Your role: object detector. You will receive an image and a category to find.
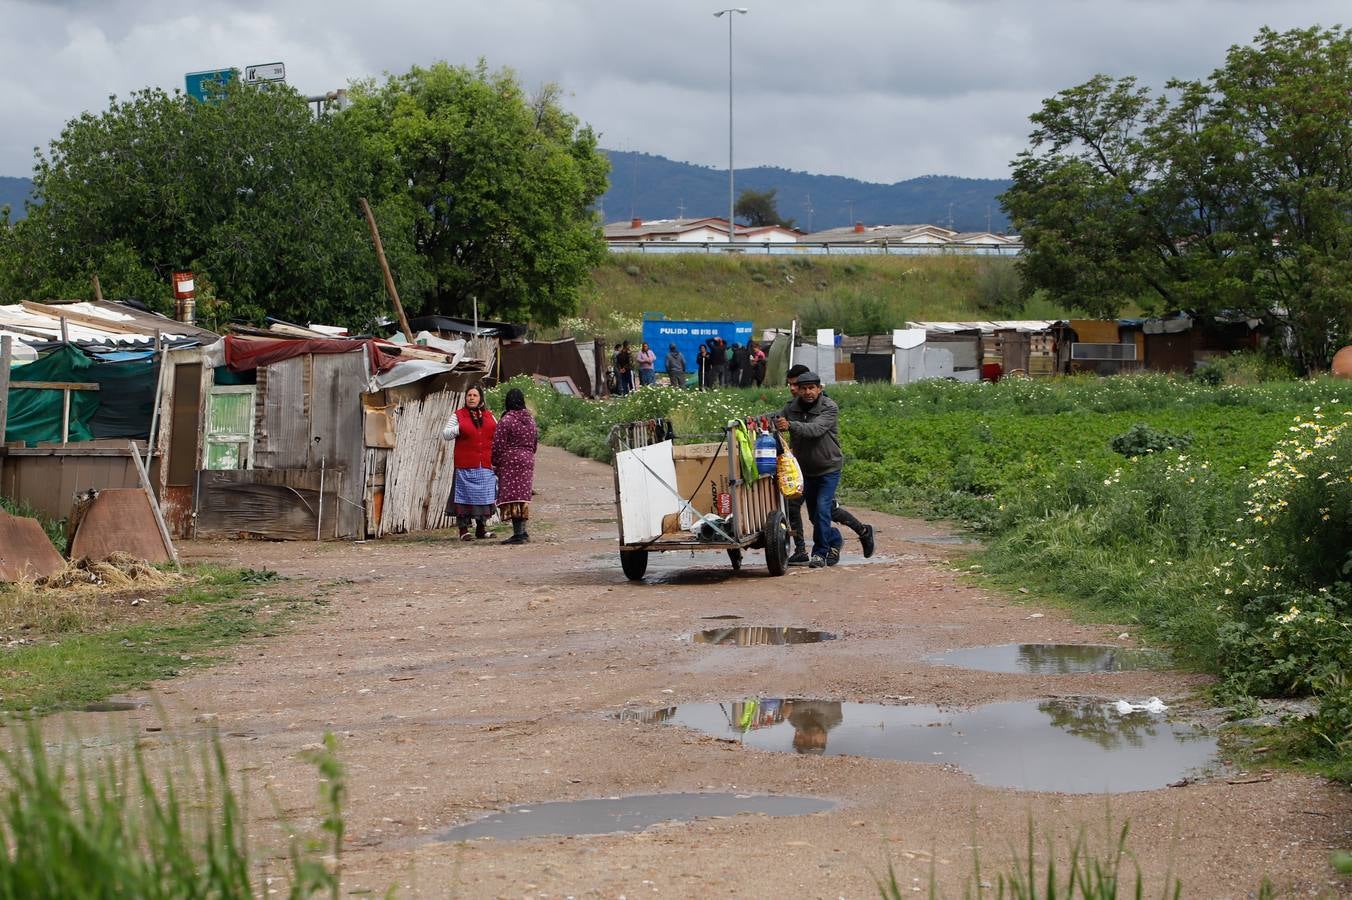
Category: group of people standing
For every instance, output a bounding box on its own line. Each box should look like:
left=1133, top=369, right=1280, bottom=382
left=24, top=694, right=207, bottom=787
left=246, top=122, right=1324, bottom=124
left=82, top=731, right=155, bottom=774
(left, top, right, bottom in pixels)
left=609, top=340, right=660, bottom=395
left=696, top=337, right=766, bottom=389
left=608, top=336, right=767, bottom=394
left=441, top=386, right=538, bottom=545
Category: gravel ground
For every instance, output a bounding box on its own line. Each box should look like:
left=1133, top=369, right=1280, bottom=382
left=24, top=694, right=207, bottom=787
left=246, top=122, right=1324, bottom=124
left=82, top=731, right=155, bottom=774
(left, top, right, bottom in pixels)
left=57, top=446, right=1352, bottom=898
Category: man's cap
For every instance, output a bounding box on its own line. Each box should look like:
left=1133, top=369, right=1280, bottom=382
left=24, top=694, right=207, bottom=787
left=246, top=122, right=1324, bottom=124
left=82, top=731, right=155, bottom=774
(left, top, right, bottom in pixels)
left=786, top=364, right=810, bottom=379
left=795, top=370, right=822, bottom=385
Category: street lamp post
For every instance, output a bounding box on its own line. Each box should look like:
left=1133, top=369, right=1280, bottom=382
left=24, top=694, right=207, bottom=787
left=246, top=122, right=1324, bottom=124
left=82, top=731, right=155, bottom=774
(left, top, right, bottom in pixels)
left=714, top=8, right=747, bottom=243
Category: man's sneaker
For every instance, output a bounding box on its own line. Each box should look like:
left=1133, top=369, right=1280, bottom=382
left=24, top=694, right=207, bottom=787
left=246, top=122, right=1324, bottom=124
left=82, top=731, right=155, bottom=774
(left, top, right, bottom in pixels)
left=826, top=546, right=841, bottom=567
left=808, top=555, right=827, bottom=569
left=859, top=524, right=875, bottom=559
left=787, top=550, right=811, bottom=567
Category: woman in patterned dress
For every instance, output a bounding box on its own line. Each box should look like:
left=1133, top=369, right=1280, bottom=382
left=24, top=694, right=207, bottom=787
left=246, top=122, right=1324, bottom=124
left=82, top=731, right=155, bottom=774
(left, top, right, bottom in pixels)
left=492, top=388, right=538, bottom=545
left=441, top=385, right=497, bottom=540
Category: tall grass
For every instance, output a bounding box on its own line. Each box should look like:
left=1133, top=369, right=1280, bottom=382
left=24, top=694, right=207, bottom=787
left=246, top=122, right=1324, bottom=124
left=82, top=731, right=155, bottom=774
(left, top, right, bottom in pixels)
left=0, top=720, right=345, bottom=898
left=876, top=821, right=1182, bottom=899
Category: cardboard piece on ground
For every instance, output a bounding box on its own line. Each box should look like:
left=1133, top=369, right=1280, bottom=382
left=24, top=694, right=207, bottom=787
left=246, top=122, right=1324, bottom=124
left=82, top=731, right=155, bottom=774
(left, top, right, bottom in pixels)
left=0, top=509, right=65, bottom=581
left=69, top=488, right=173, bottom=564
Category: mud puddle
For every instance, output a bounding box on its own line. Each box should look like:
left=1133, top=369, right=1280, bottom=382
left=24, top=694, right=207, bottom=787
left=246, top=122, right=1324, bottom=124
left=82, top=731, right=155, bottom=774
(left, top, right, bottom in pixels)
left=694, top=626, right=836, bottom=646
left=79, top=700, right=148, bottom=712
left=436, top=793, right=835, bottom=842
left=927, top=644, right=1171, bottom=675
left=624, top=698, right=1218, bottom=793
left=903, top=534, right=974, bottom=546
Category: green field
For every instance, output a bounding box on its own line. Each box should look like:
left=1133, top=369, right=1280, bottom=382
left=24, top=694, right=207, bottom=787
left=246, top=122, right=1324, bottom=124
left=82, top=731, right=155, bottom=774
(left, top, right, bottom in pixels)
left=497, top=373, right=1352, bottom=780
left=565, top=253, right=1070, bottom=340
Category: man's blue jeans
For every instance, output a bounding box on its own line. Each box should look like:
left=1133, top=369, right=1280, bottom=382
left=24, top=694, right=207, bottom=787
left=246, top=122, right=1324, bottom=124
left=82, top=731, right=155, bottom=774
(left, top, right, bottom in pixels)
left=802, top=470, right=842, bottom=559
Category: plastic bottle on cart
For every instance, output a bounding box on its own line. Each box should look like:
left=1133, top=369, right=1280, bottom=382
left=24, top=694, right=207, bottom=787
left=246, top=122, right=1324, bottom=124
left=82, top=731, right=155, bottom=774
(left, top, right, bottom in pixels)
left=754, top=429, right=778, bottom=475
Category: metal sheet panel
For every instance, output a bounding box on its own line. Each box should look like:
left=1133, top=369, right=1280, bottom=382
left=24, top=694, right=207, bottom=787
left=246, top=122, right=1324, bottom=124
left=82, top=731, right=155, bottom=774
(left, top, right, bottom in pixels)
left=0, top=509, right=64, bottom=581
left=194, top=469, right=350, bottom=540
left=69, top=488, right=172, bottom=563
left=255, top=357, right=309, bottom=469
left=616, top=440, right=680, bottom=544
left=309, top=351, right=367, bottom=538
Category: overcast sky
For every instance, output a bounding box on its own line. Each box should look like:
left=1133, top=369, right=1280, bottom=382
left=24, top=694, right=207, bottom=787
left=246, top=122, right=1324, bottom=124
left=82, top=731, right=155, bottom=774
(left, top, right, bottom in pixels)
left=1, top=1, right=1347, bottom=184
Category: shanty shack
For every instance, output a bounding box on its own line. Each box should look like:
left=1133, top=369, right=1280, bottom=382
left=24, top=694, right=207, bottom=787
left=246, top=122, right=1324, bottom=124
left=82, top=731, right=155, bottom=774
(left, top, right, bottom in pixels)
left=157, top=329, right=487, bottom=541
left=0, top=300, right=219, bottom=522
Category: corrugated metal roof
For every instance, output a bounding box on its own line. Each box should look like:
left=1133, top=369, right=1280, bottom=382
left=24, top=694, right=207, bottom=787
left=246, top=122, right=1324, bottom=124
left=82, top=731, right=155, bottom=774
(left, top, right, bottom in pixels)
left=0, top=301, right=218, bottom=348
left=907, top=320, right=1061, bottom=334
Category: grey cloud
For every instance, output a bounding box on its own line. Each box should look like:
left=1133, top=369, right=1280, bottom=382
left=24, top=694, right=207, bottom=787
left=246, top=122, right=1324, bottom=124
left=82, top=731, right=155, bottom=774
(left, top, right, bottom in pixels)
left=0, top=0, right=1348, bottom=182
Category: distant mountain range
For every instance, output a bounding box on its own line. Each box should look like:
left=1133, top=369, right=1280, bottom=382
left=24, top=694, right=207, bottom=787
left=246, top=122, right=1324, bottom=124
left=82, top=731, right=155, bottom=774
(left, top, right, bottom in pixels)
left=599, top=150, right=1013, bottom=233
left=0, top=176, right=32, bottom=220
left=2, top=153, right=1015, bottom=232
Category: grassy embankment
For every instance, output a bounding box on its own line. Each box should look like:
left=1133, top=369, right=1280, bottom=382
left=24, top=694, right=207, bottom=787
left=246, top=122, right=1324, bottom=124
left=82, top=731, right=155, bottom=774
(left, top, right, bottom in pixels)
left=563, top=253, right=1068, bottom=341
left=0, top=563, right=321, bottom=712
left=496, top=369, right=1352, bottom=783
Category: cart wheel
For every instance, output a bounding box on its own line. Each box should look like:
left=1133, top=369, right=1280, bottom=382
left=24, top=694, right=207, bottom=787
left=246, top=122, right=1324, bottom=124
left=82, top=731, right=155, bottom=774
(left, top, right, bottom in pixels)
left=763, top=510, right=789, bottom=576
left=620, top=549, right=649, bottom=581
left=727, top=548, right=743, bottom=571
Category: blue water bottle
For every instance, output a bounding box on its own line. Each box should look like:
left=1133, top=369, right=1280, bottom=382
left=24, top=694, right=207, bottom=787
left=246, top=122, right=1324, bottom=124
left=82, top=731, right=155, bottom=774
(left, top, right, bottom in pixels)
left=754, top=429, right=778, bottom=476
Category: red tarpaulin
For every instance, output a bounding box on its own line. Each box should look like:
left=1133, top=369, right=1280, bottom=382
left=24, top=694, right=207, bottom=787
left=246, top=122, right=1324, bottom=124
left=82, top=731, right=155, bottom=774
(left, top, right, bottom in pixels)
left=224, top=335, right=402, bottom=373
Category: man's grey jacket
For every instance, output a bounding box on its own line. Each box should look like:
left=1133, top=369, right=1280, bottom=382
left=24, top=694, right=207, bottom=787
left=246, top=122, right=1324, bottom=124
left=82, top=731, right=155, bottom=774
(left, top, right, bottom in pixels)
left=778, top=394, right=843, bottom=477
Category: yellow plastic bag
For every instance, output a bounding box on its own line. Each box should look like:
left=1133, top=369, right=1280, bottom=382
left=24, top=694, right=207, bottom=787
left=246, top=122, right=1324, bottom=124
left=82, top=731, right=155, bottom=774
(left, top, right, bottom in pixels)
left=775, top=432, right=804, bottom=499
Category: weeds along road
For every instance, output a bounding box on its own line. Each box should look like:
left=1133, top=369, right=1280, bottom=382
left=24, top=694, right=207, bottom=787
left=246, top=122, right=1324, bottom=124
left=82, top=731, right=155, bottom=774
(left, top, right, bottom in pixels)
left=59, top=446, right=1352, bottom=897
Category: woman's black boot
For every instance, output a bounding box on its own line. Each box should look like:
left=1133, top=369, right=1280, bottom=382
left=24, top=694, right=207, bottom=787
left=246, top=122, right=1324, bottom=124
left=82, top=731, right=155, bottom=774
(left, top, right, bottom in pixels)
left=501, top=517, right=526, bottom=545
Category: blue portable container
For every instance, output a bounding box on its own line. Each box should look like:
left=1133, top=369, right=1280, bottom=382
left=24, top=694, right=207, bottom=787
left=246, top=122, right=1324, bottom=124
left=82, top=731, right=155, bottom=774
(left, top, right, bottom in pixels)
left=754, top=430, right=778, bottom=475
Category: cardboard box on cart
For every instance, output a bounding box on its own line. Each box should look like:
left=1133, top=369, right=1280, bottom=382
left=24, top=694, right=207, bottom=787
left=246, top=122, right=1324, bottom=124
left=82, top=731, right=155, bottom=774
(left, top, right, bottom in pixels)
left=672, top=442, right=724, bottom=519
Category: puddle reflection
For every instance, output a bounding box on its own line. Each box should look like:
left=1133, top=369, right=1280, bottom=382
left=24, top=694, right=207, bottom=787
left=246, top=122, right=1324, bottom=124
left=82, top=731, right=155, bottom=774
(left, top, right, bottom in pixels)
left=623, top=698, right=1217, bottom=793
left=436, top=793, right=835, bottom=842
left=927, top=644, right=1171, bottom=675
left=693, top=627, right=836, bottom=646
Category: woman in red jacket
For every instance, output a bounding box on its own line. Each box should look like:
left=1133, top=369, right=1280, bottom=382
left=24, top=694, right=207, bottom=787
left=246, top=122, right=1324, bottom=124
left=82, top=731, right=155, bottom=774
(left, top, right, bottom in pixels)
left=441, top=384, right=498, bottom=540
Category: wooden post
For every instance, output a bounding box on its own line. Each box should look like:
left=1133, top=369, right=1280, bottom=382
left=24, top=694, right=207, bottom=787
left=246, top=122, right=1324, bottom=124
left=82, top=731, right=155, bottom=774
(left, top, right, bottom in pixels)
left=61, top=390, right=71, bottom=445
left=0, top=336, right=10, bottom=444
left=129, top=440, right=178, bottom=567
left=59, top=317, right=68, bottom=344
left=0, top=337, right=10, bottom=480
left=359, top=197, right=414, bottom=342
left=91, top=273, right=104, bottom=302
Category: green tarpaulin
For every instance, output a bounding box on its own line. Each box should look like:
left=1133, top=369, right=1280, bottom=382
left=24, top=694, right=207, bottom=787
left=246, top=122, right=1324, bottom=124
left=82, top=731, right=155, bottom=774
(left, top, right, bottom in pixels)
left=4, top=345, right=158, bottom=446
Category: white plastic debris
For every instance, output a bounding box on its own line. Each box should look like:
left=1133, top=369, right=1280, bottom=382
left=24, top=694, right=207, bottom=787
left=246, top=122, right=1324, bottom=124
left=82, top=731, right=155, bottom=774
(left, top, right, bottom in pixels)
left=1114, top=697, right=1168, bottom=715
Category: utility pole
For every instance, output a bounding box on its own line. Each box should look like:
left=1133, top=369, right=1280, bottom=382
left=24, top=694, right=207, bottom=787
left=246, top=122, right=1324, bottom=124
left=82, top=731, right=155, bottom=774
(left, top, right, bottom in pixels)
left=714, top=8, right=749, bottom=242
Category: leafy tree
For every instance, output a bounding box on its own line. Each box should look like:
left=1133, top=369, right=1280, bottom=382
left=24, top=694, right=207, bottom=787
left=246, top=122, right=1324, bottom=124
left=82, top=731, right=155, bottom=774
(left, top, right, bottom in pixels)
left=734, top=187, right=796, bottom=229
left=346, top=61, right=609, bottom=325
left=0, top=83, right=428, bottom=330
left=1002, top=26, right=1352, bottom=369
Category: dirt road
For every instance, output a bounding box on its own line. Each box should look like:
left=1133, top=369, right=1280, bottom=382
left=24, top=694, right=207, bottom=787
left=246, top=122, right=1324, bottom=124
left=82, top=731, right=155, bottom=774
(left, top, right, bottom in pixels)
left=71, top=447, right=1351, bottom=897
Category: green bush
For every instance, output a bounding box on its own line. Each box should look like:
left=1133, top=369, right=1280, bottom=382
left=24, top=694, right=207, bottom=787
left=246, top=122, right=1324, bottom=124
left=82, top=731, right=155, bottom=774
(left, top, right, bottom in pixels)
left=1109, top=423, right=1193, bottom=457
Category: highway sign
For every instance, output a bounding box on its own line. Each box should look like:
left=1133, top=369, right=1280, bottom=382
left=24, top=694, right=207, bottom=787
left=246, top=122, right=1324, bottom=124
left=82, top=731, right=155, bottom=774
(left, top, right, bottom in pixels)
left=185, top=68, right=238, bottom=102
left=243, top=62, right=286, bottom=85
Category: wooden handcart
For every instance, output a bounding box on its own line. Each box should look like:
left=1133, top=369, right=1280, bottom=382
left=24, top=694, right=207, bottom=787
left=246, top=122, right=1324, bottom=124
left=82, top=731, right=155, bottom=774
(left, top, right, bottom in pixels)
left=608, top=419, right=789, bottom=581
